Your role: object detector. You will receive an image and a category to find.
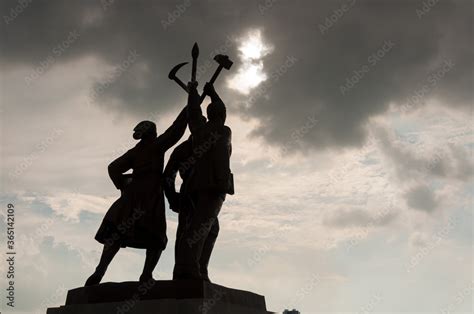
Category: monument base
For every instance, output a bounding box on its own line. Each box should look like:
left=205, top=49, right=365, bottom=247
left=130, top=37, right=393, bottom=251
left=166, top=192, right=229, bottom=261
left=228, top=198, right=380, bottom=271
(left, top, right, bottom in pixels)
left=47, top=280, right=273, bottom=314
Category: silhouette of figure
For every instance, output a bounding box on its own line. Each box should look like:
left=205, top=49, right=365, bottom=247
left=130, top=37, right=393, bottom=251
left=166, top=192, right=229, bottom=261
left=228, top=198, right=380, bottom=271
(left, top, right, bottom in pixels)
left=173, top=82, right=233, bottom=281
left=85, top=103, right=188, bottom=286
left=162, top=137, right=195, bottom=268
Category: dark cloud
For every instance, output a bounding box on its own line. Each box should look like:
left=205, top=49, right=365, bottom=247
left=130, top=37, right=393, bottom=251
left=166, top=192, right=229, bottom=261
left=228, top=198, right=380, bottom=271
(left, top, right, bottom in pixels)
left=404, top=184, right=438, bottom=212
left=243, top=0, right=472, bottom=151
left=1, top=0, right=472, bottom=150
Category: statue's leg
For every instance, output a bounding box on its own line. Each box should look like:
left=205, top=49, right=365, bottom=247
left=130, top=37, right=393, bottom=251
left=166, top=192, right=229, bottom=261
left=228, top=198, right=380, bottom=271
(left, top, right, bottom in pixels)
left=173, top=193, right=224, bottom=280
left=174, top=214, right=209, bottom=280
left=140, top=248, right=162, bottom=282
left=85, top=242, right=120, bottom=286
left=174, top=211, right=188, bottom=265
left=199, top=218, right=220, bottom=282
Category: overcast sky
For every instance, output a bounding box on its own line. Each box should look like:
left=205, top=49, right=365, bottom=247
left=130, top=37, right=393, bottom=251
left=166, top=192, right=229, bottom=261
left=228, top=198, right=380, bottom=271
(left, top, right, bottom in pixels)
left=1, top=0, right=473, bottom=313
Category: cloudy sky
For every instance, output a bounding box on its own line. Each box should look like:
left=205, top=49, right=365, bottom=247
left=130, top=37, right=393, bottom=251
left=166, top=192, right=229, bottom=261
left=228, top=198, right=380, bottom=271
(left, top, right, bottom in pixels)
left=0, top=0, right=472, bottom=313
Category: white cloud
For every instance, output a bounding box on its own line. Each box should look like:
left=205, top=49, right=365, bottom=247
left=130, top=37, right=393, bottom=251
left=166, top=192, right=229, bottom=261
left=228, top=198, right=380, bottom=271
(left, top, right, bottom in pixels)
left=42, top=192, right=115, bottom=221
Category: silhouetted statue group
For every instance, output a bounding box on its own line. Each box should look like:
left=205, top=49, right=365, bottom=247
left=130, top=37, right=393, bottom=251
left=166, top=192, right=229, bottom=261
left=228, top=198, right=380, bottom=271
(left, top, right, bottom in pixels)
left=85, top=44, right=234, bottom=286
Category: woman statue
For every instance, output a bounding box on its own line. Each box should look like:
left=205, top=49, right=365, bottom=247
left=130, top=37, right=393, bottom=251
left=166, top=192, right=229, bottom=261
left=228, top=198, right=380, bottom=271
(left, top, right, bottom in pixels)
left=85, top=101, right=188, bottom=286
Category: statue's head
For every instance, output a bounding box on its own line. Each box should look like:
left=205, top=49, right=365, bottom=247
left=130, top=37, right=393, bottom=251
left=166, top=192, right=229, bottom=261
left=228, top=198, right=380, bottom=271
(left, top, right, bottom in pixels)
left=207, top=101, right=226, bottom=124
left=133, top=120, right=157, bottom=140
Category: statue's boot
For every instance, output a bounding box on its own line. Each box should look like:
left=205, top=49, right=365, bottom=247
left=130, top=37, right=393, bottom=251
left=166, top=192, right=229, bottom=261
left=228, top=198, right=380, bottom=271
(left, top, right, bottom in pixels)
left=139, top=248, right=161, bottom=282
left=85, top=243, right=120, bottom=286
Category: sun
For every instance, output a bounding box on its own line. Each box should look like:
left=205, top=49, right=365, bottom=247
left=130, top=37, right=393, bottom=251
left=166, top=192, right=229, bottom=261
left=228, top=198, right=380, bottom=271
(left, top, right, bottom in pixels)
left=227, top=29, right=274, bottom=95
left=239, top=30, right=273, bottom=60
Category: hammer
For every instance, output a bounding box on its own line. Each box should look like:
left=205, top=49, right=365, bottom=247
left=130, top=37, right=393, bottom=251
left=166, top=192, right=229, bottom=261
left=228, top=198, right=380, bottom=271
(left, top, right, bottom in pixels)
left=199, top=54, right=233, bottom=103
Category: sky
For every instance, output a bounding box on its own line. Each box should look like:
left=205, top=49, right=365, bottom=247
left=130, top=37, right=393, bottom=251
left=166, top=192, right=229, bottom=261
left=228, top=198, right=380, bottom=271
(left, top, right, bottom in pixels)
left=0, top=0, right=473, bottom=313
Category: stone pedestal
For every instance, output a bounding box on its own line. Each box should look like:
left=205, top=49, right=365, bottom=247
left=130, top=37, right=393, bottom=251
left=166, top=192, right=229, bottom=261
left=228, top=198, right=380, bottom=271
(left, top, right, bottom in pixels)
left=47, top=280, right=273, bottom=314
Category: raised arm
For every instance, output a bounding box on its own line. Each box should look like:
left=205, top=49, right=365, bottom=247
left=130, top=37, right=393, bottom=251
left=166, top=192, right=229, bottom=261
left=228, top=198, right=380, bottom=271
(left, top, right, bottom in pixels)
left=163, top=147, right=180, bottom=212
left=157, top=105, right=188, bottom=152
left=206, top=82, right=225, bottom=108
left=188, top=82, right=206, bottom=134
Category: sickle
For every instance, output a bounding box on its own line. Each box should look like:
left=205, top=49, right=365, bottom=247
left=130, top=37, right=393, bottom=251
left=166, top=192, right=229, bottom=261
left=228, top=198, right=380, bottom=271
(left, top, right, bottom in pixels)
left=168, top=62, right=189, bottom=93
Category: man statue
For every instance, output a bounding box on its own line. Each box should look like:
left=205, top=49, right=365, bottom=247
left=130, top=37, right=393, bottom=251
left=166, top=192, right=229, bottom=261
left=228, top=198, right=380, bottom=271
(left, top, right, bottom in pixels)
left=85, top=96, right=190, bottom=286
left=173, top=82, right=233, bottom=281
left=162, top=136, right=196, bottom=272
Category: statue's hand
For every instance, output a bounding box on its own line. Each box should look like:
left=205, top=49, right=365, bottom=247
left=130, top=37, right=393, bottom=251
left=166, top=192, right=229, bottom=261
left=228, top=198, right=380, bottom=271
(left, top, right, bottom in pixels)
left=187, top=81, right=200, bottom=106
left=187, top=81, right=198, bottom=90
left=203, top=82, right=216, bottom=96
left=169, top=192, right=181, bottom=213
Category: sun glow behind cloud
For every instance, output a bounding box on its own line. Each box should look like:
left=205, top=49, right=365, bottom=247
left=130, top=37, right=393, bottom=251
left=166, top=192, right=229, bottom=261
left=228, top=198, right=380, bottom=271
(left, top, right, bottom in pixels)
left=228, top=29, right=274, bottom=95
